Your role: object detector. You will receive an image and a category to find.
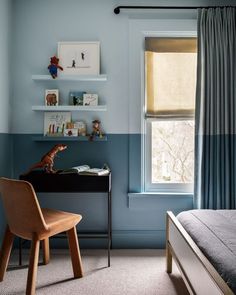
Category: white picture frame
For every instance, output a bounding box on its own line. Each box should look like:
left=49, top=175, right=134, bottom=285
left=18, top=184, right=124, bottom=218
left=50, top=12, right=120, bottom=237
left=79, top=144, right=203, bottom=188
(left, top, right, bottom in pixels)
left=44, top=112, right=71, bottom=136
left=45, top=89, right=59, bottom=106
left=83, top=94, right=98, bottom=106
left=58, top=42, right=100, bottom=75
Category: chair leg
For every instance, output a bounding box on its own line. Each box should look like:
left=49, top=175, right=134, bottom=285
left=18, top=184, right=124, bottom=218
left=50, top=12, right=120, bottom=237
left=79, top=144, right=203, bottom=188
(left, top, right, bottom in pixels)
left=26, top=233, right=40, bottom=295
left=42, top=238, right=50, bottom=265
left=0, top=225, right=14, bottom=281
left=67, top=227, right=83, bottom=278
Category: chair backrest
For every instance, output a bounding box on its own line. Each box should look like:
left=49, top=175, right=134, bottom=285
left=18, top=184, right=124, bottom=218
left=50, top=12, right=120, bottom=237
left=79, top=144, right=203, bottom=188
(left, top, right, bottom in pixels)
left=0, top=178, right=48, bottom=239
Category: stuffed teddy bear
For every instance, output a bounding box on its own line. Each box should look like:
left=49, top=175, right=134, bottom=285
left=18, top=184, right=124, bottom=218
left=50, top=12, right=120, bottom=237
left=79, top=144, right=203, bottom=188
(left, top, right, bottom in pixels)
left=48, top=56, right=63, bottom=79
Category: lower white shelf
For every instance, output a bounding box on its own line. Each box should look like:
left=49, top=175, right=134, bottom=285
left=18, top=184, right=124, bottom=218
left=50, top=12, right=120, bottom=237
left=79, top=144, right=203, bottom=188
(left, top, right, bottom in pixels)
left=32, top=135, right=108, bottom=142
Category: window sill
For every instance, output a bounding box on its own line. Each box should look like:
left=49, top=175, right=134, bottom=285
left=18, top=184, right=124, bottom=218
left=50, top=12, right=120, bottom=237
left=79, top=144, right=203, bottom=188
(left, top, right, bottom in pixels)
left=128, top=192, right=193, bottom=210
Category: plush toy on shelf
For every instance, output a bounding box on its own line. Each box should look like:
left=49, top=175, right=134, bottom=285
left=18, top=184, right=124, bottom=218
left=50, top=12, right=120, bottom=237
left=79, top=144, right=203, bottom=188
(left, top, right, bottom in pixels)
left=90, top=119, right=103, bottom=140
left=48, top=56, right=63, bottom=79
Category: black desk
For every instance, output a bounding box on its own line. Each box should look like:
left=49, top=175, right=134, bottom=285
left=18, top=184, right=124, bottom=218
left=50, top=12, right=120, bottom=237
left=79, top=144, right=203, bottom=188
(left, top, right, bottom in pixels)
left=20, top=171, right=112, bottom=267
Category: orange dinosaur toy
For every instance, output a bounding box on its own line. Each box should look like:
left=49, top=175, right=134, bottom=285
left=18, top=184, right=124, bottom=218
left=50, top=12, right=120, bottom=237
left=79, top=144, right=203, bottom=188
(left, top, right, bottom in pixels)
left=24, top=144, right=67, bottom=174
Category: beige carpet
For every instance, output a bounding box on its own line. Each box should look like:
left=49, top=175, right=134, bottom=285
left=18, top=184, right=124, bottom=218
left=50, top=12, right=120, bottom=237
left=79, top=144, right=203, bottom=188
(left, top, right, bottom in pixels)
left=0, top=249, right=189, bottom=295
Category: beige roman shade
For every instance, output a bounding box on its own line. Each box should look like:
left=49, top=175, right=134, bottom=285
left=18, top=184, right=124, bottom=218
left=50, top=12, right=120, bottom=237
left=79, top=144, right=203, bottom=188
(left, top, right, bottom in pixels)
left=145, top=37, right=197, bottom=117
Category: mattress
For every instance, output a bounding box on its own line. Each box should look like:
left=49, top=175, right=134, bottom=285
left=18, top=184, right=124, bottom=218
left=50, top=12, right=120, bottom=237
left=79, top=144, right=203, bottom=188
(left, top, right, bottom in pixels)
left=177, top=210, right=236, bottom=293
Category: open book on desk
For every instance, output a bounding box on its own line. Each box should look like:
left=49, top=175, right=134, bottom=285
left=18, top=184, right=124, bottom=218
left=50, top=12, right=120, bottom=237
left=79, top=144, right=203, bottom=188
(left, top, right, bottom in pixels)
left=60, top=165, right=109, bottom=176
left=79, top=168, right=109, bottom=176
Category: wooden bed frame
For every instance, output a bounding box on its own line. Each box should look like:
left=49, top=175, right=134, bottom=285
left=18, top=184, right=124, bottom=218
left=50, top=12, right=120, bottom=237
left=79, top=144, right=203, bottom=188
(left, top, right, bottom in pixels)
left=166, top=211, right=234, bottom=295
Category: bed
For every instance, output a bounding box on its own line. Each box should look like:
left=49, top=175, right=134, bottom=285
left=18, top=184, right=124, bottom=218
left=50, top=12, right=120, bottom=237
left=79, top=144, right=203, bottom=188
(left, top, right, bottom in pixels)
left=166, top=210, right=236, bottom=295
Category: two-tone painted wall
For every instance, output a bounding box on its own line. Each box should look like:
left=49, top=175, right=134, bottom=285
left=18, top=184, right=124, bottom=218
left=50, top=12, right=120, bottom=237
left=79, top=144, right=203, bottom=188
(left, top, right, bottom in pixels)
left=0, top=0, right=12, bottom=242
left=1, top=0, right=235, bottom=248
left=0, top=0, right=12, bottom=174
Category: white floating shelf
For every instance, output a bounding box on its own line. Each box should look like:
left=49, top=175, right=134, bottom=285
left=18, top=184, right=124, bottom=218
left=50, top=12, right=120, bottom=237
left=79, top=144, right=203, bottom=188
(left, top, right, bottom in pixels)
left=32, top=74, right=107, bottom=81
left=32, top=105, right=107, bottom=112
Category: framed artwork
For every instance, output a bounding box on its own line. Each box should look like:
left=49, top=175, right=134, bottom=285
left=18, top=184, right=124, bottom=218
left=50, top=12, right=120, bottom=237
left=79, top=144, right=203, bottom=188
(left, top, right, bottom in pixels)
left=44, top=112, right=71, bottom=136
left=45, top=89, right=59, bottom=106
left=83, top=94, right=98, bottom=106
left=58, top=42, right=100, bottom=75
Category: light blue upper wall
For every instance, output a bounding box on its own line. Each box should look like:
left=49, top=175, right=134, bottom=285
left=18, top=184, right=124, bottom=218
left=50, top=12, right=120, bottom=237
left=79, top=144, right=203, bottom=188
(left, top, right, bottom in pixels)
left=0, top=0, right=11, bottom=133
left=10, top=0, right=236, bottom=134
left=11, top=0, right=130, bottom=134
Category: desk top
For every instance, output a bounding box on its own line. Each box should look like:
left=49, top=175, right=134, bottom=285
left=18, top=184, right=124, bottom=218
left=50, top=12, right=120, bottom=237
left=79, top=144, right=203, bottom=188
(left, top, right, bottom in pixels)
left=20, top=171, right=111, bottom=193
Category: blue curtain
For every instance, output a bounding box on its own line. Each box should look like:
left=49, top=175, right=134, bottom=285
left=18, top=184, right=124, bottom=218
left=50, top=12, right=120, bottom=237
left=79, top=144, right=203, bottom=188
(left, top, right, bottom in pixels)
left=195, top=7, right=236, bottom=209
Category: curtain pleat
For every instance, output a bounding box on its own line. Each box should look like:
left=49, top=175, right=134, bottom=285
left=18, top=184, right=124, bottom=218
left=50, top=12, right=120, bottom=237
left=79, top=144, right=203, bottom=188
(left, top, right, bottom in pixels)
left=195, top=7, right=236, bottom=209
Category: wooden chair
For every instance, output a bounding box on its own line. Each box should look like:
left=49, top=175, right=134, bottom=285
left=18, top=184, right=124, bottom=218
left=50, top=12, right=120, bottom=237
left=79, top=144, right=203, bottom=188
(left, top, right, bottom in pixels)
left=0, top=177, right=83, bottom=295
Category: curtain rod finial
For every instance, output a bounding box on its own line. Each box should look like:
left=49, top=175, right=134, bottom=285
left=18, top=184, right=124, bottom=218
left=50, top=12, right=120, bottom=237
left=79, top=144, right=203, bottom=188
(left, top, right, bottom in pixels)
left=114, top=7, right=120, bottom=14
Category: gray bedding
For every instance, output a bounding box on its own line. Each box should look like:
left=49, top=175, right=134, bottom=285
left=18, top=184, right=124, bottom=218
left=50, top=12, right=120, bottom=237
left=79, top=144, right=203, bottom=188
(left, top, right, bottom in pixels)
left=177, top=210, right=236, bottom=293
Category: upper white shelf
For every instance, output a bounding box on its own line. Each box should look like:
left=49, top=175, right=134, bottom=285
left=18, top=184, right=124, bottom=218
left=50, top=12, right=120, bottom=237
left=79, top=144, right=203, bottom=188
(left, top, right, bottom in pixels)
left=32, top=105, right=107, bottom=111
left=32, top=74, right=107, bottom=81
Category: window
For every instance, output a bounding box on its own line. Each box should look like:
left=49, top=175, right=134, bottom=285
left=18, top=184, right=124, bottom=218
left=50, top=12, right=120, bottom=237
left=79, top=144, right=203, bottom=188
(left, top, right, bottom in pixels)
left=144, top=37, right=197, bottom=193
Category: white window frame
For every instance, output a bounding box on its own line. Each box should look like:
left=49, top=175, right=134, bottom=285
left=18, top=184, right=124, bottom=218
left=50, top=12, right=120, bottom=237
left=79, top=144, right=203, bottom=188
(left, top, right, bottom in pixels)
left=127, top=17, right=197, bottom=194
left=142, top=34, right=197, bottom=194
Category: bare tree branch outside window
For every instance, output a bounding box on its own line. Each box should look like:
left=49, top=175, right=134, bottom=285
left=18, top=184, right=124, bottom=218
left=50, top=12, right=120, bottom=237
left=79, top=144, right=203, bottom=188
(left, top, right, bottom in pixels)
left=152, top=121, right=194, bottom=183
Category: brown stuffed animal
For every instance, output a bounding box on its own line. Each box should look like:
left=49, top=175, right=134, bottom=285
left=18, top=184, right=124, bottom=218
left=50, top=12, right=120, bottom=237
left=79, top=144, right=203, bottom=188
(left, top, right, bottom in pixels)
left=48, top=56, right=63, bottom=79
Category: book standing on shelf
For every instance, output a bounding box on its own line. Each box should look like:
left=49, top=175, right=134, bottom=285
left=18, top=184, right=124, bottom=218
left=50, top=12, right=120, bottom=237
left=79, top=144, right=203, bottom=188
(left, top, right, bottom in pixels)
left=44, top=112, right=71, bottom=136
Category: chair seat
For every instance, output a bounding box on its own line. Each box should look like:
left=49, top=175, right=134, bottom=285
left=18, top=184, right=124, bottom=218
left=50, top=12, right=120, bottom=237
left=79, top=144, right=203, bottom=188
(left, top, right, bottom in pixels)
left=40, top=208, right=82, bottom=240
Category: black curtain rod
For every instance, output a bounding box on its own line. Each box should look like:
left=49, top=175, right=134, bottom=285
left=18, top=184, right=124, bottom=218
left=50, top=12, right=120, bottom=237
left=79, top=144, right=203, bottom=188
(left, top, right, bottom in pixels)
left=114, top=5, right=234, bottom=14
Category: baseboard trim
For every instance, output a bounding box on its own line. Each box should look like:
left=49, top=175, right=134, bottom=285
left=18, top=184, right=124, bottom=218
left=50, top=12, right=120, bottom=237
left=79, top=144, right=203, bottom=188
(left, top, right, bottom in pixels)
left=13, top=230, right=166, bottom=249
left=54, top=229, right=166, bottom=249
left=112, top=230, right=165, bottom=248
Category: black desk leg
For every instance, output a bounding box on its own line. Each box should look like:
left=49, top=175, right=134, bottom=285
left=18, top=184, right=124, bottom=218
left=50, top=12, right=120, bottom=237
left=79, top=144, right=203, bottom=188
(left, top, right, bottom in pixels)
left=108, top=190, right=112, bottom=267
left=19, top=237, right=22, bottom=266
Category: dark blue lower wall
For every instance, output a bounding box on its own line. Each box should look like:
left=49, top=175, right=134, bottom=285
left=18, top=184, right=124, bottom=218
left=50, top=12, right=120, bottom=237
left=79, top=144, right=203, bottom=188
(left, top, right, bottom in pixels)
left=0, top=133, right=13, bottom=243
left=5, top=134, right=193, bottom=248
left=0, top=133, right=12, bottom=177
